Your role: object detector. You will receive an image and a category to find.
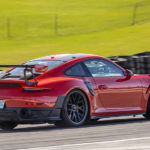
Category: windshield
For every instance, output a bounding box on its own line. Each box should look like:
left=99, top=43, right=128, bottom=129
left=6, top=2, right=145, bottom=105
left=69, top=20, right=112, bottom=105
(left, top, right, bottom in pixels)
left=8, top=60, right=65, bottom=76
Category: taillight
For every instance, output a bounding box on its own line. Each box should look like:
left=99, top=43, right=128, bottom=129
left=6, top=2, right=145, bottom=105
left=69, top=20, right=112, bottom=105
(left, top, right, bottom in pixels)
left=25, top=102, right=43, bottom=107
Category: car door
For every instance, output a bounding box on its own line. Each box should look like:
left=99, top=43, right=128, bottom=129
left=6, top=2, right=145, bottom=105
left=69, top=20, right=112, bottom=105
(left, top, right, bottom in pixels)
left=83, top=58, right=143, bottom=115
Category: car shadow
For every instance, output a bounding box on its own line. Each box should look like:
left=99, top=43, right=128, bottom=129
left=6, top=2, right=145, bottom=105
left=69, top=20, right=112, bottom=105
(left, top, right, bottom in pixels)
left=0, top=116, right=149, bottom=133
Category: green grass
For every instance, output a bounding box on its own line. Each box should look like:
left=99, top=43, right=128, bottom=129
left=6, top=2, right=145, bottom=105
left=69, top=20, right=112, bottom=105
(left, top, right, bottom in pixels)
left=0, top=0, right=150, bottom=64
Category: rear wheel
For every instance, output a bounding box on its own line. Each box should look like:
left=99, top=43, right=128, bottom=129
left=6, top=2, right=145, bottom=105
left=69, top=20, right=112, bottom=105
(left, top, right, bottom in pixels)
left=55, top=90, right=89, bottom=127
left=0, top=121, right=18, bottom=130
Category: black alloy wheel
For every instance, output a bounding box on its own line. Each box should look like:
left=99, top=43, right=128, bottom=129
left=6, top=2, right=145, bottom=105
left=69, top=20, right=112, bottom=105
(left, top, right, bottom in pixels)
left=143, top=98, right=150, bottom=119
left=55, top=90, right=89, bottom=127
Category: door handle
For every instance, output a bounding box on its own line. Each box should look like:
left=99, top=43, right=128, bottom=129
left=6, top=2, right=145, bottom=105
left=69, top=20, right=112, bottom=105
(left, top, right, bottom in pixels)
left=99, top=85, right=108, bottom=90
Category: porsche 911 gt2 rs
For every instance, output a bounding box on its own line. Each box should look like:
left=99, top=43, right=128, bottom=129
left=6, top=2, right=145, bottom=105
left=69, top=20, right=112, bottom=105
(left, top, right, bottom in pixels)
left=0, top=54, right=150, bottom=130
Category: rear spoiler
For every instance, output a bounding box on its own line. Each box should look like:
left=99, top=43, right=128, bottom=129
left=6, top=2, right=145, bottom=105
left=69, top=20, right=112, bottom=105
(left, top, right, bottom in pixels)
left=0, top=64, right=38, bottom=86
left=0, top=65, right=35, bottom=68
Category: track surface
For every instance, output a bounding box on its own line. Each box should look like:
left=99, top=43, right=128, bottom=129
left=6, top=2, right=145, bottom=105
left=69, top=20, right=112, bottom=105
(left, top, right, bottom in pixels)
left=0, top=115, right=150, bottom=150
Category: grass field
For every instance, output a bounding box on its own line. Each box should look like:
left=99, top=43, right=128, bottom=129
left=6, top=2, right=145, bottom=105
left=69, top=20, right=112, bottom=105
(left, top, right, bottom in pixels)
left=0, top=0, right=150, bottom=64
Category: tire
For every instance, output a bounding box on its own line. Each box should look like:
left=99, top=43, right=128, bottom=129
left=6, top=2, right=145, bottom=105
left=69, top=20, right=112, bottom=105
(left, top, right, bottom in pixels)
left=143, top=97, right=150, bottom=119
left=140, top=63, right=145, bottom=68
left=55, top=90, right=89, bottom=127
left=145, top=64, right=150, bottom=69
left=0, top=121, right=18, bottom=130
left=132, top=56, right=140, bottom=63
left=131, top=68, right=136, bottom=73
left=136, top=69, right=141, bottom=74
left=139, top=56, right=144, bottom=63
left=144, top=56, right=150, bottom=63
left=135, top=63, right=141, bottom=69
left=129, top=62, right=135, bottom=68
left=139, top=69, right=145, bottom=74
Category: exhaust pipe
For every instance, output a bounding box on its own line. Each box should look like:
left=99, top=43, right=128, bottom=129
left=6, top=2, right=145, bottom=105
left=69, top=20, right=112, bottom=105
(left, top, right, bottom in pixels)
left=20, top=108, right=31, bottom=119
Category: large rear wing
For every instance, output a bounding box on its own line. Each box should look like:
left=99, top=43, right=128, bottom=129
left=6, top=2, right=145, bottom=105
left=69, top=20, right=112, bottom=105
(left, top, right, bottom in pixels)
left=0, top=64, right=37, bottom=86
left=0, top=64, right=35, bottom=68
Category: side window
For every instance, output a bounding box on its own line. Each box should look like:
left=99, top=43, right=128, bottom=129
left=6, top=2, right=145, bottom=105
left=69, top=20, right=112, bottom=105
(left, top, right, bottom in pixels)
left=83, top=59, right=124, bottom=77
left=64, top=63, right=86, bottom=77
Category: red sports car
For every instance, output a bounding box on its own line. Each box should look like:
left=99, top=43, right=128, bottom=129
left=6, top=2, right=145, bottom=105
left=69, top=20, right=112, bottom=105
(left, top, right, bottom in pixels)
left=0, top=54, right=150, bottom=130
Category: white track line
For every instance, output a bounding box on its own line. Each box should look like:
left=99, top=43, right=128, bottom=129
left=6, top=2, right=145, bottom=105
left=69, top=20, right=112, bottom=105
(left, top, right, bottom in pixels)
left=19, top=136, right=150, bottom=150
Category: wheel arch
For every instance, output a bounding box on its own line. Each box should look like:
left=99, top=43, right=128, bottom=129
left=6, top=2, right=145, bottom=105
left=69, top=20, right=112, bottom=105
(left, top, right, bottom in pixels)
left=146, top=94, right=150, bottom=110
left=143, top=85, right=150, bottom=111
left=143, top=94, right=150, bottom=119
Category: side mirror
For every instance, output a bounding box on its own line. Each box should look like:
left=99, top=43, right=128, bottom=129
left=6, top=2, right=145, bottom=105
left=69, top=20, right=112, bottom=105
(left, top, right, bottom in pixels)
left=35, top=64, right=48, bottom=73
left=125, top=69, right=133, bottom=77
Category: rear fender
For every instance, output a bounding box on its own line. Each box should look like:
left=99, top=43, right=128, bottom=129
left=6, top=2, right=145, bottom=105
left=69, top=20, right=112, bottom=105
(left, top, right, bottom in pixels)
left=38, top=77, right=94, bottom=114
left=37, top=77, right=90, bottom=96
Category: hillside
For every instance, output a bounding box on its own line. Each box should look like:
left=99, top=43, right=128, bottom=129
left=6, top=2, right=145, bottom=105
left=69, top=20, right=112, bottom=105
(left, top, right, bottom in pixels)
left=0, top=0, right=150, bottom=63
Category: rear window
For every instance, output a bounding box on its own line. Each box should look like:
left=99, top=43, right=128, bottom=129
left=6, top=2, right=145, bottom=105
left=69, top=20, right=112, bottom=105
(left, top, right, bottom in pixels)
left=9, top=60, right=64, bottom=76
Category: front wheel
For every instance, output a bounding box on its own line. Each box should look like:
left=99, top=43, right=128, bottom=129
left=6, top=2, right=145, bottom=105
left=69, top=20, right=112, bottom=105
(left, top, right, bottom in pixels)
left=55, top=90, right=89, bottom=127
left=0, top=121, right=18, bottom=130
left=143, top=98, right=150, bottom=119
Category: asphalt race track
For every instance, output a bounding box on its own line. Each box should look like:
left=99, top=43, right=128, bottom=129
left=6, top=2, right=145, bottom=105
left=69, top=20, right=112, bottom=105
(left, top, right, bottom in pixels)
left=1, top=115, right=150, bottom=150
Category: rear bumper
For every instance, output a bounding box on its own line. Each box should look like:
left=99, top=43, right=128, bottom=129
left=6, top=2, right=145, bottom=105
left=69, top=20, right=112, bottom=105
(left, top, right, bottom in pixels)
left=0, top=96, right=65, bottom=123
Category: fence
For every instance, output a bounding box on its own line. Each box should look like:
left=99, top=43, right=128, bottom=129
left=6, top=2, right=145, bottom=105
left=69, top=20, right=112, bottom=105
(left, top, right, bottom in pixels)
left=132, top=0, right=150, bottom=25
left=1, top=14, right=132, bottom=39
left=0, top=1, right=150, bottom=40
left=0, top=15, right=56, bottom=39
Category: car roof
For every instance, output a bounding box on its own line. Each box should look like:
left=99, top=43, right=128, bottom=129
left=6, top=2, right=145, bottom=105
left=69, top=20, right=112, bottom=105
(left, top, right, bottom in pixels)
left=35, top=54, right=95, bottom=62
